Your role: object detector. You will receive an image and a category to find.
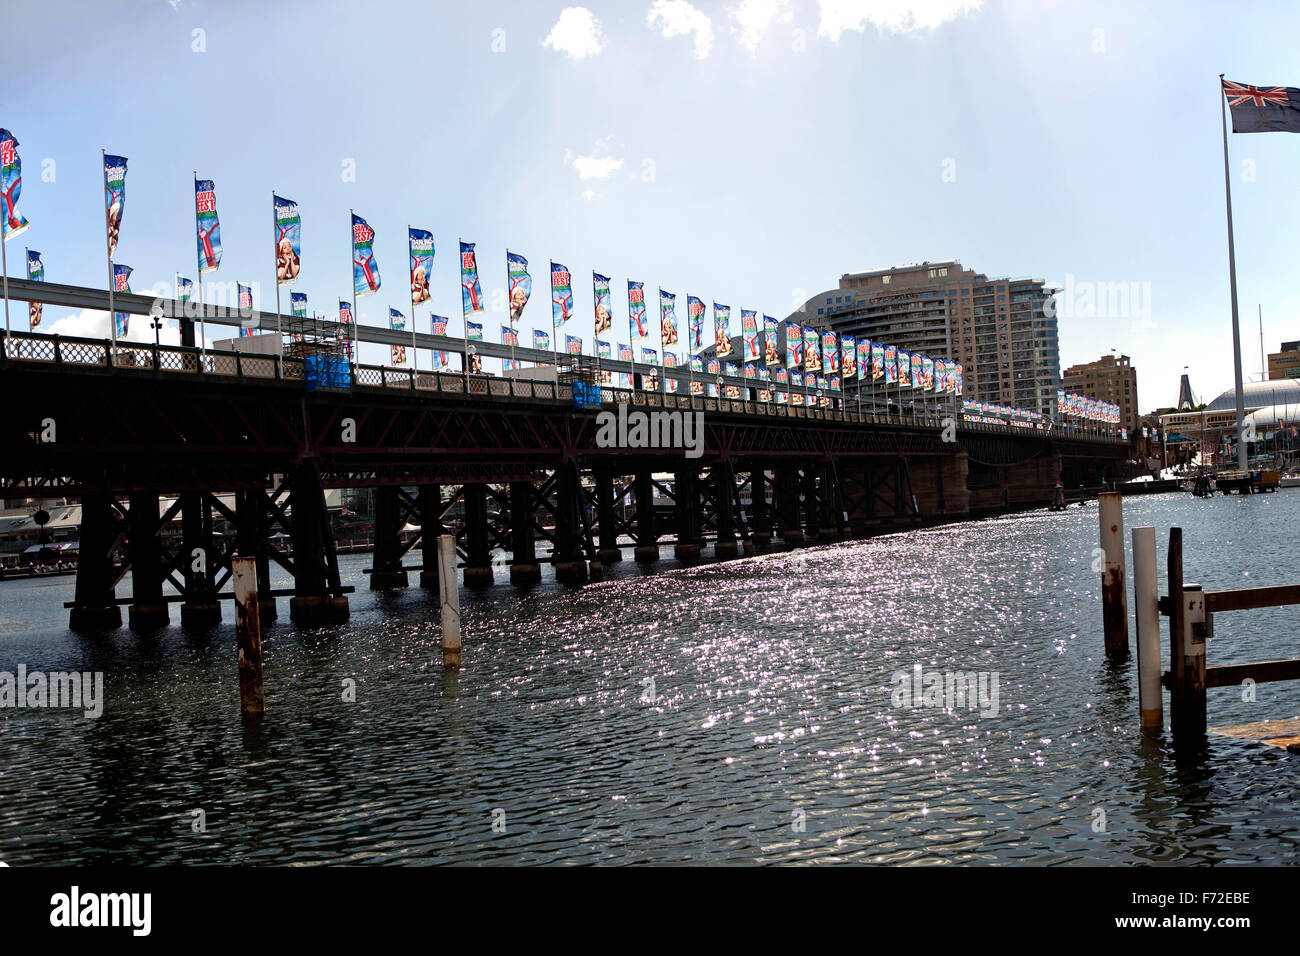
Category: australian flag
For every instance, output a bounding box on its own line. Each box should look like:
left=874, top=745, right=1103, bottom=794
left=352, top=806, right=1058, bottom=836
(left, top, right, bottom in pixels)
left=1224, top=79, right=1300, bottom=133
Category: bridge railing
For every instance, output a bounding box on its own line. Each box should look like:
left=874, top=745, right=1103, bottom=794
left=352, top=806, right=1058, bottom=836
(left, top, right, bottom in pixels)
left=0, top=330, right=1125, bottom=443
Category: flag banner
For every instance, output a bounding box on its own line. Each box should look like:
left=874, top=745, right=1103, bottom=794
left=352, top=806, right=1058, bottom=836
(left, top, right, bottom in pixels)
left=102, top=153, right=127, bottom=255
left=742, top=309, right=759, bottom=361
left=642, top=347, right=658, bottom=365
left=663, top=351, right=677, bottom=368
left=776, top=367, right=788, bottom=384
left=687, top=295, right=705, bottom=352
left=822, top=330, right=838, bottom=374
left=551, top=261, right=573, bottom=328
left=757, top=366, right=770, bottom=381
left=763, top=315, right=779, bottom=366
left=353, top=215, right=381, bottom=297
left=619, top=343, right=633, bottom=388
left=660, top=290, right=678, bottom=347
left=922, top=355, right=934, bottom=390
left=690, top=356, right=703, bottom=372
left=0, top=130, right=30, bottom=241
left=237, top=282, right=254, bottom=329
left=665, top=374, right=678, bottom=394
left=596, top=339, right=611, bottom=359
left=831, top=375, right=841, bottom=391
left=785, top=321, right=802, bottom=368
left=500, top=251, right=531, bottom=324
left=791, top=371, right=804, bottom=388
left=871, top=342, right=885, bottom=381
left=707, top=381, right=719, bottom=398
left=177, top=275, right=193, bottom=302
left=628, top=281, right=647, bottom=339
left=409, top=228, right=434, bottom=306
left=1223, top=79, right=1300, bottom=134
left=592, top=272, right=611, bottom=334
left=841, top=334, right=856, bottom=378
left=911, top=354, right=923, bottom=389
left=339, top=301, right=353, bottom=325
left=707, top=358, right=721, bottom=376
left=502, top=325, right=518, bottom=346
left=27, top=248, right=43, bottom=329
left=112, top=263, right=132, bottom=335
left=194, top=179, right=221, bottom=272
left=803, top=326, right=820, bottom=373
left=934, top=359, right=946, bottom=392
left=291, top=292, right=307, bottom=317
left=273, top=194, right=301, bottom=285
left=714, top=303, right=732, bottom=356
left=566, top=334, right=582, bottom=355
left=886, top=347, right=900, bottom=385
left=857, top=340, right=870, bottom=379
left=391, top=345, right=406, bottom=366
left=954, top=364, right=963, bottom=396
left=724, top=360, right=739, bottom=378
left=743, top=365, right=756, bottom=379
left=466, top=319, right=482, bottom=340
left=430, top=345, right=448, bottom=369
left=533, top=329, right=550, bottom=350
left=390, top=307, right=407, bottom=331
left=455, top=240, right=482, bottom=314
left=432, top=317, right=449, bottom=366
left=689, top=380, right=704, bottom=396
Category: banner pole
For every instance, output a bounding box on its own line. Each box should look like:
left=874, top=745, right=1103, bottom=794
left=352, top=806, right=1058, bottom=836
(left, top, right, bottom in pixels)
left=194, top=172, right=208, bottom=360
left=407, top=225, right=418, bottom=376
left=1220, top=73, right=1249, bottom=473
left=2, top=225, right=10, bottom=340
left=272, top=190, right=284, bottom=365
left=348, top=209, right=356, bottom=372
left=103, top=149, right=117, bottom=350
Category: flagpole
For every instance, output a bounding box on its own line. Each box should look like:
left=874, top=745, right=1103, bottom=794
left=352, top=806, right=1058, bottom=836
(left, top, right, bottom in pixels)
left=506, top=249, right=516, bottom=371
left=461, top=237, right=471, bottom=389
left=1220, top=73, right=1249, bottom=473
left=2, top=226, right=10, bottom=340
left=348, top=209, right=357, bottom=372
left=103, top=149, right=117, bottom=350
left=406, top=225, right=418, bottom=377
left=194, top=172, right=207, bottom=361
left=271, top=190, right=283, bottom=365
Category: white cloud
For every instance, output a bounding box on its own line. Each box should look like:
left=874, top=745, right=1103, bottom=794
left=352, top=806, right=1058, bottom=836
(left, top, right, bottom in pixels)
left=728, top=0, right=793, bottom=55
left=543, top=7, right=605, bottom=59
left=647, top=0, right=715, bottom=59
left=816, top=0, right=982, bottom=40
left=45, top=307, right=186, bottom=347
left=571, top=154, right=624, bottom=180
left=582, top=189, right=604, bottom=201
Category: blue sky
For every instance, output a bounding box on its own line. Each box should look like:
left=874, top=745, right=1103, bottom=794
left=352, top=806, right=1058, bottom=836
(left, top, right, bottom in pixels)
left=6, top=0, right=1300, bottom=409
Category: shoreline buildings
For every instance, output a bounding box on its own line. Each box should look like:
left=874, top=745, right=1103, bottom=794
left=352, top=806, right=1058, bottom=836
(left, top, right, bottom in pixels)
left=1062, top=353, right=1140, bottom=431
left=787, top=260, right=1060, bottom=415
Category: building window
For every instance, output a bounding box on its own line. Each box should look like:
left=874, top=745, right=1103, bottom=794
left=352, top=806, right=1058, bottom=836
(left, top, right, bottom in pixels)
left=881, top=275, right=891, bottom=285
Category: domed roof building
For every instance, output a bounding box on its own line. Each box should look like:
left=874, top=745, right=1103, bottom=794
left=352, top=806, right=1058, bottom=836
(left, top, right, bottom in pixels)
left=1205, top=379, right=1300, bottom=413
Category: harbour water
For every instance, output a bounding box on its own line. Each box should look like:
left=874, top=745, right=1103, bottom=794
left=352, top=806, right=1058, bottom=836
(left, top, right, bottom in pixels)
left=1, top=492, right=1297, bottom=865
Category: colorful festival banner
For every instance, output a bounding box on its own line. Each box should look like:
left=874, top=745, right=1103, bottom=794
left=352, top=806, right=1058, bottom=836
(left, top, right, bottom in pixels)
left=885, top=346, right=899, bottom=384
left=822, top=330, right=838, bottom=374
left=291, top=292, right=307, bottom=317
left=922, top=355, right=934, bottom=390
left=566, top=334, right=582, bottom=355
left=660, top=290, right=678, bottom=347
left=391, top=344, right=407, bottom=366
left=763, top=315, right=779, bottom=366
left=596, top=339, right=611, bottom=359
left=502, top=325, right=520, bottom=369
left=642, top=347, right=658, bottom=365
left=1, top=130, right=30, bottom=241
left=742, top=310, right=759, bottom=361
left=857, top=340, right=870, bottom=379
left=177, top=275, right=193, bottom=302
left=458, top=240, right=481, bottom=314
left=353, top=215, right=381, bottom=297
left=466, top=319, right=482, bottom=340
left=431, top=317, right=450, bottom=367
left=803, top=326, right=820, bottom=373
left=628, top=281, right=647, bottom=339
left=551, top=261, right=573, bottom=328
left=785, top=321, right=802, bottom=368
left=505, top=251, right=532, bottom=323
left=618, top=343, right=633, bottom=388
left=911, top=354, right=923, bottom=389
left=194, top=179, right=221, bottom=272
left=390, top=307, right=407, bottom=332
left=26, top=248, right=43, bottom=329
left=592, top=272, right=611, bottom=334
left=273, top=194, right=301, bottom=286
left=103, top=153, right=127, bottom=256
left=112, top=264, right=132, bottom=336
left=714, top=303, right=731, bottom=356
left=533, top=329, right=550, bottom=350
left=687, top=295, right=705, bottom=352
left=871, top=343, right=885, bottom=381
left=841, top=334, right=856, bottom=378
left=690, top=356, right=704, bottom=373
left=408, top=228, right=434, bottom=306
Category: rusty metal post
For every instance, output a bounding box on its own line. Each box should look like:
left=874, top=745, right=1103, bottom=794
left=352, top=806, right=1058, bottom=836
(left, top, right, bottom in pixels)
left=231, top=555, right=265, bottom=716
left=1172, top=583, right=1207, bottom=747
left=1132, top=525, right=1162, bottom=733
left=1098, top=491, right=1129, bottom=659
left=438, top=534, right=461, bottom=670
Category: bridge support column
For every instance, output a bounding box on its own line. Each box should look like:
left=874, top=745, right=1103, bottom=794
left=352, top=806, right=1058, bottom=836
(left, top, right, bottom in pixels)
left=287, top=459, right=349, bottom=625
left=802, top=466, right=823, bottom=542
left=509, top=480, right=541, bottom=585
left=595, top=467, right=621, bottom=563
left=553, top=462, right=589, bottom=583
left=714, top=460, right=738, bottom=559
left=776, top=466, right=803, bottom=547
left=369, top=485, right=409, bottom=590
left=69, top=493, right=121, bottom=631
left=632, top=468, right=658, bottom=562
left=418, top=484, right=443, bottom=590
left=180, top=492, right=221, bottom=629
left=235, top=489, right=276, bottom=622
left=750, top=466, right=771, bottom=549
left=127, top=493, right=168, bottom=631
left=822, top=461, right=849, bottom=539
left=462, top=484, right=494, bottom=588
left=673, top=467, right=701, bottom=562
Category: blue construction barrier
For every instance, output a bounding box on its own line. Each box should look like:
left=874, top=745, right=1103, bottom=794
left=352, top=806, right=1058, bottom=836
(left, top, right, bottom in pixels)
left=304, top=355, right=351, bottom=391
left=571, top=381, right=602, bottom=409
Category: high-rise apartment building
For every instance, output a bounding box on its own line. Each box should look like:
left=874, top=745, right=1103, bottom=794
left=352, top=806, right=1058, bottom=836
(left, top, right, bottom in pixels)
left=1268, top=340, right=1300, bottom=380
left=1061, top=353, right=1140, bottom=431
left=787, top=260, right=1061, bottom=414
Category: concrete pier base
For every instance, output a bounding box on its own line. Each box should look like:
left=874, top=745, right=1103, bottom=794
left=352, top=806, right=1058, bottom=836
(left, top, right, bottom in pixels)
left=289, top=595, right=350, bottom=626
left=128, top=603, right=169, bottom=631
left=781, top=530, right=806, bottom=547
left=597, top=548, right=623, bottom=563
left=180, top=602, right=221, bottom=629
left=510, top=563, right=542, bottom=585
left=259, top=597, right=278, bottom=623
left=587, top=560, right=604, bottom=581
left=419, top=570, right=438, bottom=590
left=753, top=532, right=771, bottom=549
left=69, top=605, right=122, bottom=631
left=634, top=545, right=660, bottom=563
left=463, top=566, right=494, bottom=588
left=554, top=560, right=588, bottom=584
left=714, top=540, right=739, bottom=559
left=369, top=570, right=409, bottom=591
left=741, top=540, right=755, bottom=556
left=674, top=543, right=701, bottom=561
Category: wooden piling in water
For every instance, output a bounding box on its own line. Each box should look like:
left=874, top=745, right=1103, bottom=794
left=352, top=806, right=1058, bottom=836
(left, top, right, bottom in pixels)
left=437, top=534, right=461, bottom=670
left=231, top=555, right=265, bottom=716
left=1131, top=525, right=1162, bottom=733
left=1098, top=491, right=1129, bottom=659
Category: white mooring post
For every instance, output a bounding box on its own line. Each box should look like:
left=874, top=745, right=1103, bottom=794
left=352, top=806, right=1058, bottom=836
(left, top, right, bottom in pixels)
left=437, top=534, right=461, bottom=670
left=231, top=555, right=265, bottom=715
left=1098, top=491, right=1129, bottom=659
left=1131, top=526, right=1162, bottom=733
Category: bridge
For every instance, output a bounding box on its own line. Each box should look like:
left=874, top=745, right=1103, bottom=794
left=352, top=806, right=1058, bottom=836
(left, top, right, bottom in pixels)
left=0, top=279, right=1126, bottom=630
